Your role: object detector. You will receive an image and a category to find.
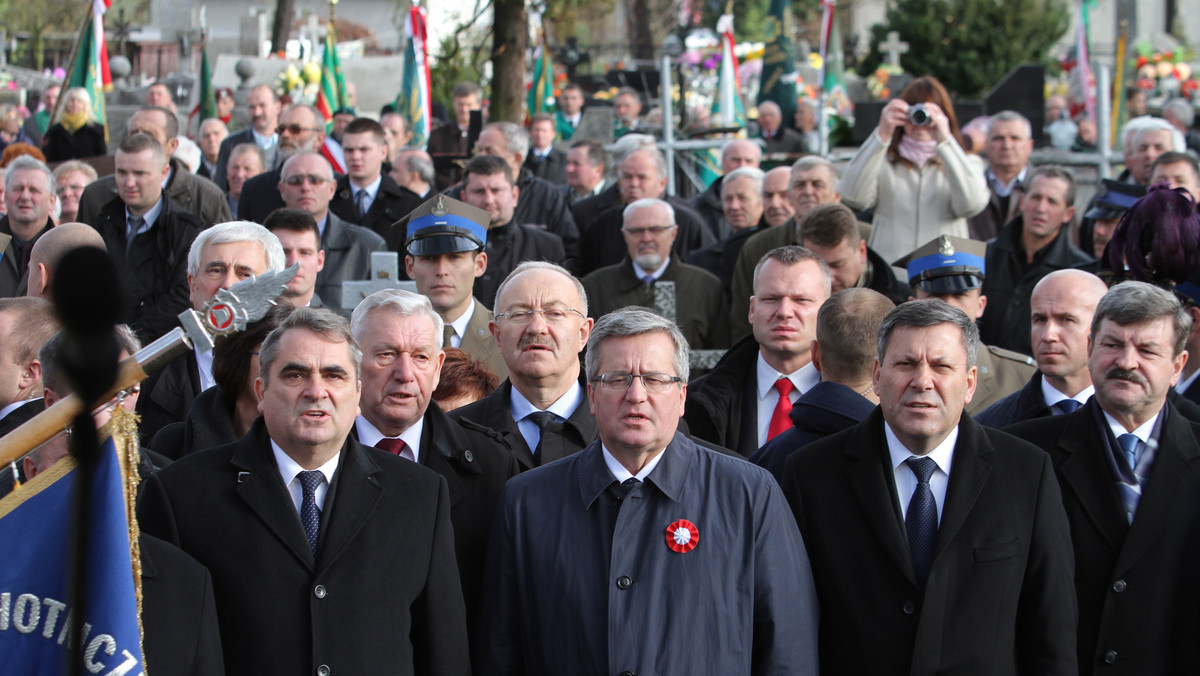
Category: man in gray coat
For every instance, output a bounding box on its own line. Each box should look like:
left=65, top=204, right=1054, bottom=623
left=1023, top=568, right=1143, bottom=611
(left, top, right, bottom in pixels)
left=478, top=307, right=818, bottom=675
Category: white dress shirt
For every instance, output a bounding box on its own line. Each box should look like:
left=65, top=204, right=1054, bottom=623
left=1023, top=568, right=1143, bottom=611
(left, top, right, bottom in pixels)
left=631, top=258, right=670, bottom=283
left=755, top=355, right=820, bottom=447
left=886, top=422, right=958, bottom=523
left=602, top=443, right=666, bottom=483
left=272, top=440, right=341, bottom=513
left=1041, top=379, right=1093, bottom=410
left=511, top=382, right=584, bottom=454
left=354, top=415, right=425, bottom=463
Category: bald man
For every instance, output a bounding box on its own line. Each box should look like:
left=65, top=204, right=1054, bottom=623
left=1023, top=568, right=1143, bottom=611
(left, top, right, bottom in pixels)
left=26, top=222, right=107, bottom=299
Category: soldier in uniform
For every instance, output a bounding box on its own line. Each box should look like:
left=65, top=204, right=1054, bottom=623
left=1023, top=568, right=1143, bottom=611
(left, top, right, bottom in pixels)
left=894, top=235, right=1036, bottom=415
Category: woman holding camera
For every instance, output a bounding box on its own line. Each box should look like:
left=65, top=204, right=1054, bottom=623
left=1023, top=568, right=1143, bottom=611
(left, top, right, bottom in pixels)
left=838, top=76, right=988, bottom=268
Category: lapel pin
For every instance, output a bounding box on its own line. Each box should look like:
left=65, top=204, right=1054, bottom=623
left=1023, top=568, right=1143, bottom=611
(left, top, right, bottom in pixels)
left=666, top=519, right=699, bottom=553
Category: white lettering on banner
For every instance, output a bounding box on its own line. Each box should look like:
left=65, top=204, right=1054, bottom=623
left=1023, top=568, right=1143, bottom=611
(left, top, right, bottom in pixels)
left=0, top=591, right=141, bottom=675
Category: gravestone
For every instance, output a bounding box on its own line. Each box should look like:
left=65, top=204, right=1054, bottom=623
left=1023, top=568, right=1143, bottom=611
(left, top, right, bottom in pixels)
left=879, top=32, right=909, bottom=68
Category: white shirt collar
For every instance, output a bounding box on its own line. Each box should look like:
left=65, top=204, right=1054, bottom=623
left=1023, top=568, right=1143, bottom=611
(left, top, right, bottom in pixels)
left=601, top=442, right=667, bottom=483
left=1102, top=408, right=1160, bottom=442
left=194, top=346, right=216, bottom=391
left=1040, top=378, right=1094, bottom=408
left=354, top=414, right=425, bottom=463
left=444, top=298, right=476, bottom=348
left=251, top=128, right=278, bottom=150
left=0, top=398, right=35, bottom=419
left=127, top=197, right=165, bottom=233
left=1176, top=368, right=1200, bottom=395
left=349, top=174, right=382, bottom=200
left=511, top=381, right=584, bottom=422
left=631, top=257, right=670, bottom=281
left=885, top=421, right=958, bottom=477
left=271, top=438, right=341, bottom=513
left=755, top=353, right=819, bottom=400
left=986, top=165, right=1028, bottom=197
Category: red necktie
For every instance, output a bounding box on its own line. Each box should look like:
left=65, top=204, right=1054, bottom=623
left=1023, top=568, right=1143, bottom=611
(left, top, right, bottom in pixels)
left=375, top=438, right=408, bottom=457
left=768, top=379, right=795, bottom=441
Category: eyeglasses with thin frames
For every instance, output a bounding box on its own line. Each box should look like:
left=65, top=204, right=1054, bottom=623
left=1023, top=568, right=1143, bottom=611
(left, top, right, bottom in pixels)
left=495, top=307, right=586, bottom=325
left=591, top=372, right=683, bottom=393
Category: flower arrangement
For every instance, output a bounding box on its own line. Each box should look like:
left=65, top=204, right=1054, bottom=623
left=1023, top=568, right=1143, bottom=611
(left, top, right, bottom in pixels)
left=274, top=62, right=323, bottom=105
left=1130, top=44, right=1198, bottom=100
left=866, top=64, right=903, bottom=100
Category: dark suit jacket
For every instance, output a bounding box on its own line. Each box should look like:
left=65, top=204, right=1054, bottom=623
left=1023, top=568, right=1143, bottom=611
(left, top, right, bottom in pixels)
left=450, top=380, right=597, bottom=471
left=446, top=169, right=579, bottom=263
left=762, top=127, right=807, bottom=155
left=975, top=371, right=1056, bottom=428
left=356, top=404, right=518, bottom=628
left=427, top=122, right=470, bottom=191
left=0, top=216, right=52, bottom=297
left=472, top=220, right=565, bottom=309
left=315, top=212, right=387, bottom=310
left=750, top=381, right=875, bottom=482
left=523, top=147, right=567, bottom=185
left=329, top=174, right=422, bottom=251
left=1005, top=399, right=1200, bottom=675
left=137, top=351, right=202, bottom=450
left=140, top=534, right=226, bottom=675
left=1182, top=378, right=1200, bottom=405
left=578, top=195, right=715, bottom=276
left=0, top=398, right=43, bottom=438
left=782, top=409, right=1078, bottom=674
left=148, top=383, right=240, bottom=459
left=92, top=195, right=206, bottom=341
left=235, top=168, right=285, bottom=224
left=570, top=182, right=622, bottom=236
left=138, top=420, right=470, bottom=676
left=683, top=334, right=761, bottom=456
left=78, top=158, right=232, bottom=228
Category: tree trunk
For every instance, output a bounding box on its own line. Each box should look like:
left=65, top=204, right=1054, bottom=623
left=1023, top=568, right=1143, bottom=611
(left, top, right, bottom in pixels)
left=626, top=0, right=654, bottom=61
left=270, top=0, right=296, bottom=55
left=490, top=0, right=527, bottom=122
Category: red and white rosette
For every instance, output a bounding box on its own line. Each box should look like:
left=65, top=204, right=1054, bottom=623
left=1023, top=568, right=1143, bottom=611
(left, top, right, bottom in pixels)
left=665, top=519, right=699, bottom=553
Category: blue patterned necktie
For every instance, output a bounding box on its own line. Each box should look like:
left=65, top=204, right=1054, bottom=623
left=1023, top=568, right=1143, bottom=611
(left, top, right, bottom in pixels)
left=1116, top=434, right=1143, bottom=522
left=298, top=470, right=324, bottom=557
left=905, top=457, right=939, bottom=587
left=1053, top=399, right=1082, bottom=415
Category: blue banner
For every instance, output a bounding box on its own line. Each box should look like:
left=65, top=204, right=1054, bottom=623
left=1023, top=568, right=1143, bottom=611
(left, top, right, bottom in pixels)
left=0, top=437, right=144, bottom=674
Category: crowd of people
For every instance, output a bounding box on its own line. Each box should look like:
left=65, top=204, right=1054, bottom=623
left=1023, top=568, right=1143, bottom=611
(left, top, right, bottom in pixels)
left=2, top=71, right=1200, bottom=675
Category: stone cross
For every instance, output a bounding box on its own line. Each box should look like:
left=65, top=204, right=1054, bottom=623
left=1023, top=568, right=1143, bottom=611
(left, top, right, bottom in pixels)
left=339, top=252, right=418, bottom=311
left=880, top=31, right=909, bottom=68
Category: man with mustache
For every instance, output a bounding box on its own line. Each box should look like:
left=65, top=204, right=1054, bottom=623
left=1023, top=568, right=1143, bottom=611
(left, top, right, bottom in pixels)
left=583, top=198, right=727, bottom=350
left=1006, top=282, right=1200, bottom=674
left=349, top=289, right=517, bottom=629
left=450, top=261, right=595, bottom=470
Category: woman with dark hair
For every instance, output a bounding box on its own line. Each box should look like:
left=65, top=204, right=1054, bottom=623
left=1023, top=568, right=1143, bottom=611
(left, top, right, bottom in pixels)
left=149, top=305, right=294, bottom=458
left=44, top=87, right=107, bottom=162
left=838, top=76, right=989, bottom=267
left=1105, top=184, right=1200, bottom=286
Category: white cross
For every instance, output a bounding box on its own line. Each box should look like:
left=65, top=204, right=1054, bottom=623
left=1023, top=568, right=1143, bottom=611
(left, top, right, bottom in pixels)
left=880, top=31, right=909, bottom=68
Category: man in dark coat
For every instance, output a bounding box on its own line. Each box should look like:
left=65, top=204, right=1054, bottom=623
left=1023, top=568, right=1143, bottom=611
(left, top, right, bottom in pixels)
left=278, top=151, right=386, bottom=309
left=236, top=104, right=339, bottom=224
left=211, top=84, right=281, bottom=190
left=689, top=139, right=761, bottom=240
left=1005, top=282, right=1200, bottom=675
left=523, top=113, right=567, bottom=185
left=684, top=246, right=831, bottom=456
left=980, top=166, right=1094, bottom=355
left=758, top=101, right=807, bottom=155
left=783, top=299, right=1078, bottom=674
left=76, top=107, right=231, bottom=227
left=966, top=111, right=1033, bottom=241
left=91, top=135, right=205, bottom=341
left=427, top=82, right=481, bottom=190
left=450, top=261, right=596, bottom=470
left=0, top=157, right=56, bottom=297
left=446, top=121, right=579, bottom=261
left=478, top=307, right=819, bottom=675
left=349, top=289, right=518, bottom=629
left=0, top=298, right=57, bottom=439
left=583, top=198, right=728, bottom=350
left=976, top=269, right=1109, bottom=428
left=457, top=155, right=565, bottom=306
left=138, top=308, right=470, bottom=676
left=685, top=166, right=769, bottom=294
left=751, top=287, right=894, bottom=481
left=327, top=118, right=422, bottom=251
left=578, top=146, right=714, bottom=275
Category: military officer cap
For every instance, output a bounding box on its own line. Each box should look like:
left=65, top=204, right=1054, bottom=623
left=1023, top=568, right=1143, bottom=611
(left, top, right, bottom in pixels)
left=893, top=235, right=987, bottom=295
left=1085, top=179, right=1145, bottom=221
left=400, top=194, right=491, bottom=257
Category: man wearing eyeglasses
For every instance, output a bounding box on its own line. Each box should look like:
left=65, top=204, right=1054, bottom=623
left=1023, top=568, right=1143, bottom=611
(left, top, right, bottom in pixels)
left=237, top=104, right=337, bottom=224
left=212, top=84, right=281, bottom=191
left=278, top=151, right=385, bottom=309
left=450, top=261, right=595, bottom=470
left=478, top=306, right=818, bottom=675
left=582, top=197, right=728, bottom=350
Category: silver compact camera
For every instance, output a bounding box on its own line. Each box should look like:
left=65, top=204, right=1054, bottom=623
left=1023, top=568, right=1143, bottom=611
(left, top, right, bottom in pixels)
left=908, top=104, right=932, bottom=126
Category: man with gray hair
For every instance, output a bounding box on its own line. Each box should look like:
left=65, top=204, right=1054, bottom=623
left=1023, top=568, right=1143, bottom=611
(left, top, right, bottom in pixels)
left=349, top=288, right=516, bottom=625
left=138, top=220, right=286, bottom=445
left=583, top=198, right=728, bottom=349
left=1006, top=281, right=1200, bottom=674
left=570, top=133, right=656, bottom=232
left=390, top=147, right=434, bottom=200
left=968, top=110, right=1034, bottom=241
left=687, top=165, right=770, bottom=293
left=690, top=138, right=762, bottom=240
left=140, top=307, right=470, bottom=676
left=479, top=306, right=819, bottom=675
left=450, top=120, right=579, bottom=259
left=1162, top=98, right=1200, bottom=155
left=0, top=156, right=58, bottom=297
left=237, top=103, right=333, bottom=223
left=758, top=100, right=807, bottom=155
left=212, top=83, right=282, bottom=191
left=783, top=299, right=1078, bottom=673
left=578, top=145, right=715, bottom=275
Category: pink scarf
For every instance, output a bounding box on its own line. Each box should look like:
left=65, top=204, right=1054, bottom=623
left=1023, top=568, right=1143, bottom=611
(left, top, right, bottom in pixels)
left=897, top=135, right=938, bottom=168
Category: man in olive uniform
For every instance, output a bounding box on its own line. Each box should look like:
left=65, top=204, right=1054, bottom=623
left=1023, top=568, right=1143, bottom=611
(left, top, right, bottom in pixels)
left=894, top=235, right=1036, bottom=415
